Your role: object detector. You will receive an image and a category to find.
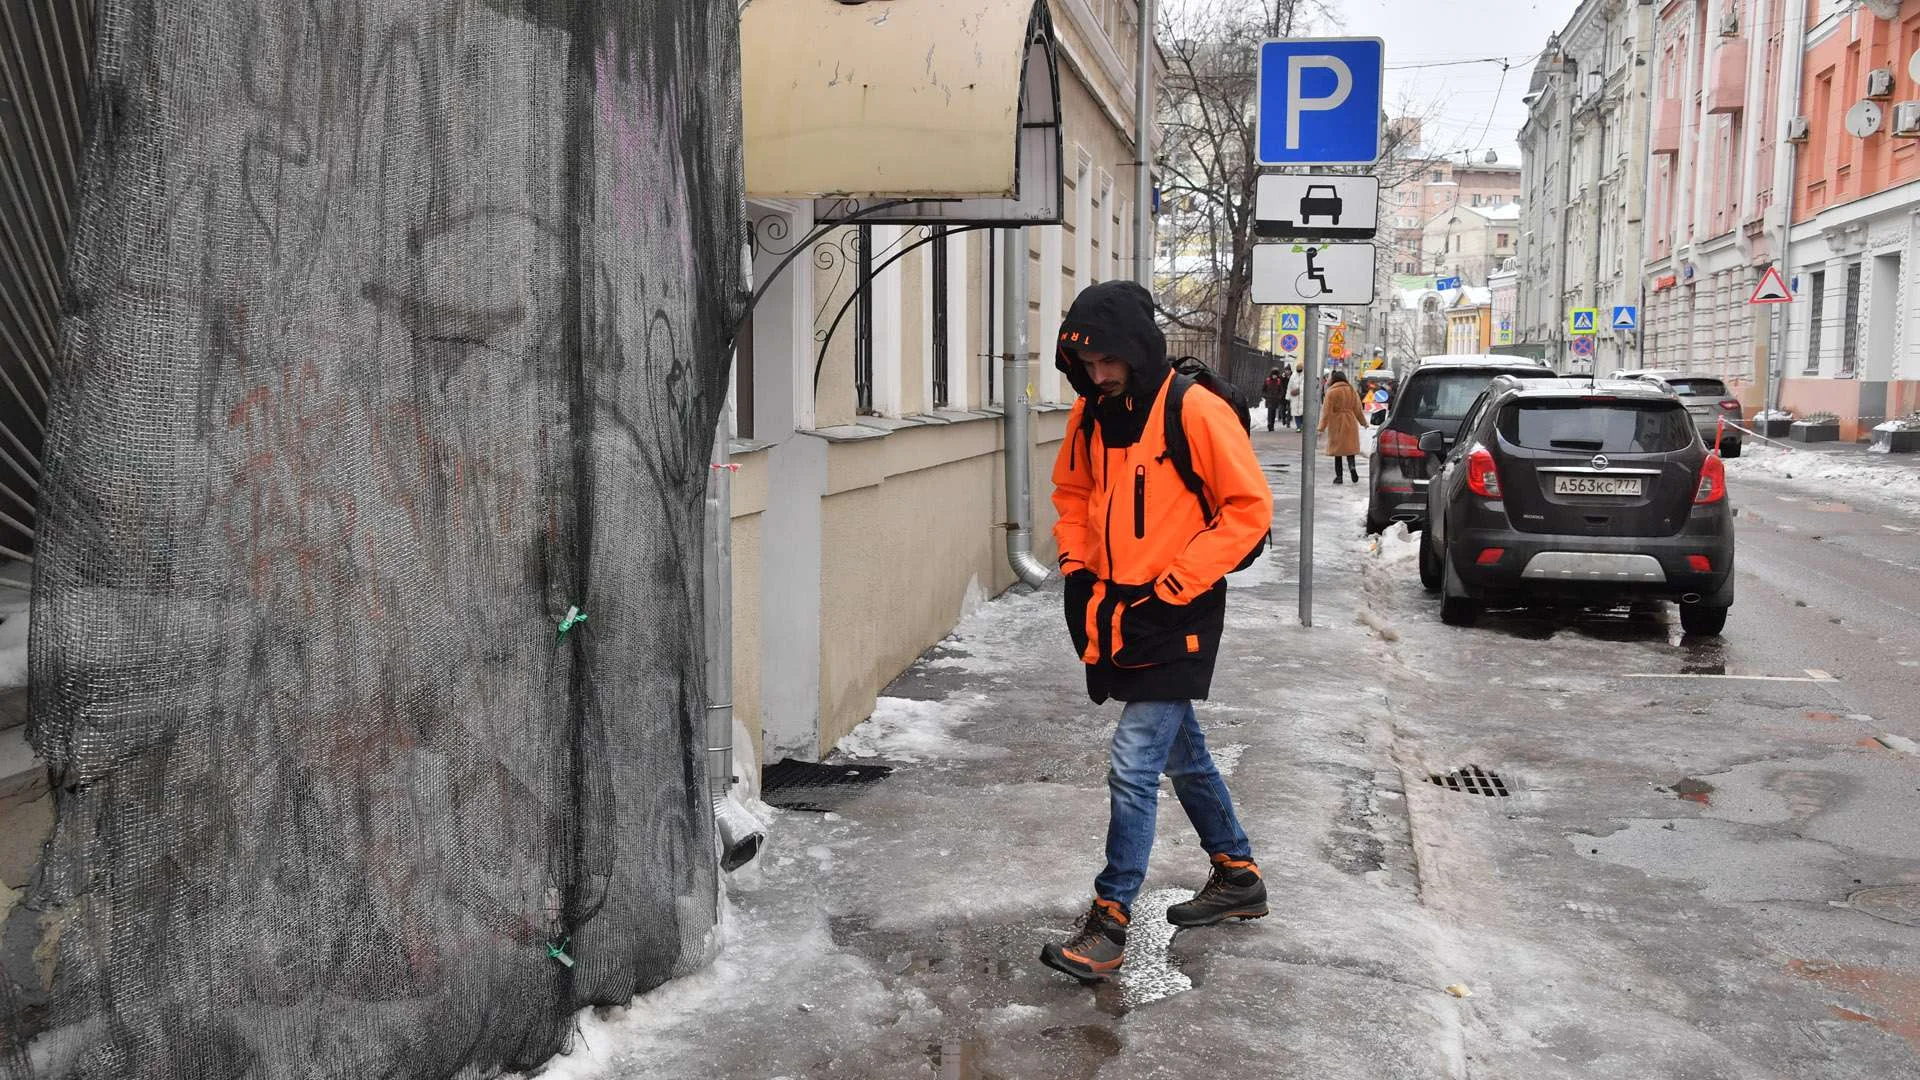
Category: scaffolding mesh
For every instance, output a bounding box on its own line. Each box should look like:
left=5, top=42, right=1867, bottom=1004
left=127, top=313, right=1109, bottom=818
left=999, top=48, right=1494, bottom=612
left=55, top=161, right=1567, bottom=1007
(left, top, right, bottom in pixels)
left=1, top=1, right=745, bottom=1076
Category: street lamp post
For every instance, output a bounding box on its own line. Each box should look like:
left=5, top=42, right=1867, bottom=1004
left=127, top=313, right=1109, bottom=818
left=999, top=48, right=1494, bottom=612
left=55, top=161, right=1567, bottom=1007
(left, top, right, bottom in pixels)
left=1552, top=50, right=1580, bottom=370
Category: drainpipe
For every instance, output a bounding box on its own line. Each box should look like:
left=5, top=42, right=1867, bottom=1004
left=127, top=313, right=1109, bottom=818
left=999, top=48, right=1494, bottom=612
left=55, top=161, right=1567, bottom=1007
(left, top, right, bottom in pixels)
left=1766, top=0, right=1807, bottom=417
left=1002, top=228, right=1051, bottom=588
left=1133, top=0, right=1155, bottom=288
left=705, top=417, right=765, bottom=874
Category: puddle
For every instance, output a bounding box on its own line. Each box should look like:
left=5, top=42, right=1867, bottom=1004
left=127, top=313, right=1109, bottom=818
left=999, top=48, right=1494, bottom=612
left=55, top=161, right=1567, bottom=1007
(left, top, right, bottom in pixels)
left=1673, top=777, right=1715, bottom=805
left=928, top=1022, right=1122, bottom=1080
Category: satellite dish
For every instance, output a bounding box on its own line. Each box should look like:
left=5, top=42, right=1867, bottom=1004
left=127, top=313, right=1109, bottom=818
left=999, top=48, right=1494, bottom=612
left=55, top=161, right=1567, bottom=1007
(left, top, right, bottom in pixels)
left=1861, top=0, right=1901, bottom=19
left=1846, top=100, right=1884, bottom=138
left=1910, top=48, right=1920, bottom=87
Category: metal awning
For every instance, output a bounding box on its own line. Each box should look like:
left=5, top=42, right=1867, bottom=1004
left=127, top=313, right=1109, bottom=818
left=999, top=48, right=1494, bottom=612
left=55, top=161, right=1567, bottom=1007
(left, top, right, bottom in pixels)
left=741, top=0, right=1062, bottom=225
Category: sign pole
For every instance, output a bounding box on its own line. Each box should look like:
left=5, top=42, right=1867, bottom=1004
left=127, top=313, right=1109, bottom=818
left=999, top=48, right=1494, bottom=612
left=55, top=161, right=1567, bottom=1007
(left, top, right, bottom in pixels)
left=1298, top=306, right=1320, bottom=628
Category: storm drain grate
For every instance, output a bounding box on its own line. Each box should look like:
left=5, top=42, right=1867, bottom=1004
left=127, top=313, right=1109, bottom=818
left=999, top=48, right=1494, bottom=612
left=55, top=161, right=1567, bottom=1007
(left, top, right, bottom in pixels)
left=762, top=758, right=894, bottom=812
left=1427, top=765, right=1511, bottom=797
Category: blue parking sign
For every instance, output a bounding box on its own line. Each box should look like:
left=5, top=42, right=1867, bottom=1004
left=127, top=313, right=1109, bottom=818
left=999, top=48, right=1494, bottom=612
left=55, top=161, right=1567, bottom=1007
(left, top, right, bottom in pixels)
left=1256, top=38, right=1385, bottom=166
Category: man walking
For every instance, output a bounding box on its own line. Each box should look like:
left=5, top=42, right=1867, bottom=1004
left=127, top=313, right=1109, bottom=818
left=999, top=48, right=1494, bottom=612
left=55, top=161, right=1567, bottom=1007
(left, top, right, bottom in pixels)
left=1260, top=366, right=1289, bottom=431
left=1040, top=280, right=1275, bottom=983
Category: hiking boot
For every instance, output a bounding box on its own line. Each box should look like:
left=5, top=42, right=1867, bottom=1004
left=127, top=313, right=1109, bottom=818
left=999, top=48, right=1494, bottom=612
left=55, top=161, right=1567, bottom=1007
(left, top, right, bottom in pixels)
left=1166, top=853, right=1268, bottom=927
left=1039, top=899, right=1129, bottom=982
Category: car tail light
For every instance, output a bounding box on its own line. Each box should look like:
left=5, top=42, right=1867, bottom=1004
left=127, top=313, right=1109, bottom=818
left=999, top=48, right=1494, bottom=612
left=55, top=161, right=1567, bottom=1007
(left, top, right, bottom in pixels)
left=1377, top=429, right=1422, bottom=458
left=1694, top=453, right=1726, bottom=504
left=1719, top=399, right=1741, bottom=412
left=1687, top=554, right=1713, bottom=572
left=1466, top=446, right=1502, bottom=497
left=1476, top=547, right=1506, bottom=566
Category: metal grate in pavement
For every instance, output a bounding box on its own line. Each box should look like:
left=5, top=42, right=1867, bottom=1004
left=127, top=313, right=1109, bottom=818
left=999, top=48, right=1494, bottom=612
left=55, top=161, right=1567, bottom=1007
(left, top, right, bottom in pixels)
left=761, top=758, right=894, bottom=812
left=1427, top=765, right=1510, bottom=797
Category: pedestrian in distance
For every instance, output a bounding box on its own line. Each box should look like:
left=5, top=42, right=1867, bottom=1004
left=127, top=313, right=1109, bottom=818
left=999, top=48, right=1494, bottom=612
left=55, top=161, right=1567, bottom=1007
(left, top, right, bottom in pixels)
left=1320, top=370, right=1365, bottom=485
left=1260, top=367, right=1288, bottom=432
left=1286, top=366, right=1304, bottom=430
left=1040, top=280, right=1276, bottom=984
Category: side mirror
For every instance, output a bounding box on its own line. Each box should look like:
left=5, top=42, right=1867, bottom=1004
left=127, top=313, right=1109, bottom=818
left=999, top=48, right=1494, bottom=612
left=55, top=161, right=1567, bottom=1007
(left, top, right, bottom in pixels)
left=1418, top=431, right=1446, bottom=456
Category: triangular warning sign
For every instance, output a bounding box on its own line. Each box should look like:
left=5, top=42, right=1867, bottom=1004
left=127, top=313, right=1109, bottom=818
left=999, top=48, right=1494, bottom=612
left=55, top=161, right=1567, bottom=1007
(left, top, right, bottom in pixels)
left=1749, top=266, right=1792, bottom=304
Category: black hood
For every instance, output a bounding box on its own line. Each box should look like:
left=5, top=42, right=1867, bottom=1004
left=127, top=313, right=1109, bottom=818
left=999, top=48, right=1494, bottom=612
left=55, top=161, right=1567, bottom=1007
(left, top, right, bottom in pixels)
left=1055, top=280, right=1169, bottom=400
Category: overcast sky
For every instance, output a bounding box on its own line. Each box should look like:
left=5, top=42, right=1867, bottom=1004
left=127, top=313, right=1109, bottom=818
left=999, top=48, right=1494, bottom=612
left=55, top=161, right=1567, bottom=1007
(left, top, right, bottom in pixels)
left=1328, top=0, right=1577, bottom=166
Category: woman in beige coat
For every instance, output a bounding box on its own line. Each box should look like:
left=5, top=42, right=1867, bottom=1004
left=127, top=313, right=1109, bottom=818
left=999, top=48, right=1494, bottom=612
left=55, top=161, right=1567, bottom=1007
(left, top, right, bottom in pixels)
left=1318, top=371, right=1366, bottom=484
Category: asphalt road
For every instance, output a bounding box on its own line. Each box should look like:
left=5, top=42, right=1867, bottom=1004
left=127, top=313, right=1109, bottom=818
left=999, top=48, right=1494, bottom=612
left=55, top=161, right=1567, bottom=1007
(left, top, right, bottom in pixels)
left=1348, top=442, right=1920, bottom=1078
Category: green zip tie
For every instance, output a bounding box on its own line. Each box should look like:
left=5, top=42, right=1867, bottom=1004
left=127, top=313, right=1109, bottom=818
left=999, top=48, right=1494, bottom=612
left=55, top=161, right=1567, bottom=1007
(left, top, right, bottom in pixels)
left=547, top=937, right=574, bottom=968
left=556, top=606, right=587, bottom=641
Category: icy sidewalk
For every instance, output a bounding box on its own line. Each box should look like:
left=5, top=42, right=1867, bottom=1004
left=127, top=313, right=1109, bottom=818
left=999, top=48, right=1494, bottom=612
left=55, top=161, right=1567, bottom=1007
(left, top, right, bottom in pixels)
left=526, top=436, right=1470, bottom=1079
left=1725, top=438, right=1920, bottom=519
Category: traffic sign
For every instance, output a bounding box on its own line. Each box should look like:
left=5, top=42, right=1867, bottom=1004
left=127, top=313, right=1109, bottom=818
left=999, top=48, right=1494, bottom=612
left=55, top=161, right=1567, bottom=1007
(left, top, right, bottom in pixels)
left=1255, top=38, right=1385, bottom=166
left=1612, top=306, right=1637, bottom=331
left=1279, top=309, right=1303, bottom=331
left=1434, top=275, right=1462, bottom=291
left=1568, top=308, right=1598, bottom=335
left=1279, top=333, right=1301, bottom=354
left=1251, top=243, right=1377, bottom=305
left=1749, top=265, right=1793, bottom=303
left=1571, top=336, right=1595, bottom=357
left=1254, top=174, right=1379, bottom=240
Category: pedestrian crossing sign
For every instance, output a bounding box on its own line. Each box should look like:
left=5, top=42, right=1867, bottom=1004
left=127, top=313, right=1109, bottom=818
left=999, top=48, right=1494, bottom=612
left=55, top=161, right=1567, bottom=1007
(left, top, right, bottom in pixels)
left=1279, top=310, right=1303, bottom=331
left=1568, top=308, right=1598, bottom=336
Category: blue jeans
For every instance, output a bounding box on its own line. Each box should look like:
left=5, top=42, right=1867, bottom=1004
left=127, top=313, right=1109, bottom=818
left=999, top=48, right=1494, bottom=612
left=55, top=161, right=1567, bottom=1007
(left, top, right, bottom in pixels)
left=1094, top=700, right=1252, bottom=911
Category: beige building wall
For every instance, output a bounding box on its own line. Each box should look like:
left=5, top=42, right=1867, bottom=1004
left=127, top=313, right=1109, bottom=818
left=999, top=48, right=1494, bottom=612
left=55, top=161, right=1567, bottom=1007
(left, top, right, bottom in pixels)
left=730, top=0, right=1143, bottom=763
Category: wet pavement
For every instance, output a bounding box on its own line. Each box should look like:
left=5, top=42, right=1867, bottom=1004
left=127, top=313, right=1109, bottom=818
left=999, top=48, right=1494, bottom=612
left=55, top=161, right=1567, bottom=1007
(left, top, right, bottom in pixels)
left=540, top=428, right=1920, bottom=1080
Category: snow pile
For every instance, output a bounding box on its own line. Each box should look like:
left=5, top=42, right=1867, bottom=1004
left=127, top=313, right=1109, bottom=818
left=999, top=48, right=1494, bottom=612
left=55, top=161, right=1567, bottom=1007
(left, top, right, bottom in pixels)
left=1368, top=522, right=1421, bottom=570
left=833, top=693, right=1002, bottom=763
left=1725, top=444, right=1920, bottom=517
left=0, top=594, right=26, bottom=689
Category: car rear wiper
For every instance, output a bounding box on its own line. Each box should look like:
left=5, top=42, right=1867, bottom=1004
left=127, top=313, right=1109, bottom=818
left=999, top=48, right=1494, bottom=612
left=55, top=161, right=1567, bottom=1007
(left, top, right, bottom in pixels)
left=1548, top=439, right=1605, bottom=450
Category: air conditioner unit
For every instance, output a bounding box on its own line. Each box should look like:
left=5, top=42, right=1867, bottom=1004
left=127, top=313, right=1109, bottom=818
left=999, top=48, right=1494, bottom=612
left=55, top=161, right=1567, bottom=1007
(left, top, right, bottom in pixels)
left=1866, top=68, right=1896, bottom=99
left=1786, top=116, right=1810, bottom=142
left=1718, top=9, right=1740, bottom=36
left=1893, top=102, right=1920, bottom=138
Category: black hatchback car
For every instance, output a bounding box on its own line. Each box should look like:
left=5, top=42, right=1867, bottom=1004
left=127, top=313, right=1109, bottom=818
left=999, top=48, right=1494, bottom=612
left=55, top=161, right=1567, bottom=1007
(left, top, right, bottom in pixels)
left=1366, top=355, right=1560, bottom=534
left=1418, top=377, right=1735, bottom=636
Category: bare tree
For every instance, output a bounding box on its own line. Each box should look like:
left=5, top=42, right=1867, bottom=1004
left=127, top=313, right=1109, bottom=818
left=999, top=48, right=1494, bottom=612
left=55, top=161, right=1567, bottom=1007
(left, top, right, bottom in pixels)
left=1155, top=0, right=1430, bottom=368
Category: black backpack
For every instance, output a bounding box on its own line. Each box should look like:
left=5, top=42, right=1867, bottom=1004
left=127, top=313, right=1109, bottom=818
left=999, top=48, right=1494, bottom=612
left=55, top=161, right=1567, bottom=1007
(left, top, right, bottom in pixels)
left=1078, top=356, right=1269, bottom=572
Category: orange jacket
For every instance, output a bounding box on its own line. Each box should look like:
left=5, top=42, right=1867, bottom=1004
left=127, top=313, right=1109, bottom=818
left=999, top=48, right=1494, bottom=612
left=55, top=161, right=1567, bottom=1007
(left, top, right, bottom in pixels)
left=1052, top=372, right=1274, bottom=611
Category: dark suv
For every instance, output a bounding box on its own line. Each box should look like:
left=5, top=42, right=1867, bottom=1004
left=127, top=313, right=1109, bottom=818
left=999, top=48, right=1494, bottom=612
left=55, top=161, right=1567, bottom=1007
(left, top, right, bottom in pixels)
left=1418, top=377, right=1736, bottom=636
left=1367, top=356, right=1559, bottom=534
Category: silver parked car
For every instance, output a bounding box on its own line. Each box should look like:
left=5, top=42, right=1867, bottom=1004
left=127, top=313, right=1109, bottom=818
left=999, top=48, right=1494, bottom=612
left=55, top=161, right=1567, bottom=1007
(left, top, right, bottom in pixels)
left=1612, top=370, right=1744, bottom=457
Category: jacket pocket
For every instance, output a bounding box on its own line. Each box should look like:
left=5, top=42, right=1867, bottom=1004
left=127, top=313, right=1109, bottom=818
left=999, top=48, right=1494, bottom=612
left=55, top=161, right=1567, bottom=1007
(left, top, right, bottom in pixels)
left=1109, top=583, right=1225, bottom=669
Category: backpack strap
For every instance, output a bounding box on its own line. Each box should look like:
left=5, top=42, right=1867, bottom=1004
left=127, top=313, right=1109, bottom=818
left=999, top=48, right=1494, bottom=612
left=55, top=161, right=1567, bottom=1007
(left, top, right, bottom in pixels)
left=1159, top=374, right=1214, bottom=522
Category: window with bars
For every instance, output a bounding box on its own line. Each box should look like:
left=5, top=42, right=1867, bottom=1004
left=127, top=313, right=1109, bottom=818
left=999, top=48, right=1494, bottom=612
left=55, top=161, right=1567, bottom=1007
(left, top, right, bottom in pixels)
left=931, top=227, right=949, bottom=408
left=855, top=225, right=875, bottom=414
left=1804, top=269, right=1825, bottom=374
left=1840, top=261, right=1860, bottom=377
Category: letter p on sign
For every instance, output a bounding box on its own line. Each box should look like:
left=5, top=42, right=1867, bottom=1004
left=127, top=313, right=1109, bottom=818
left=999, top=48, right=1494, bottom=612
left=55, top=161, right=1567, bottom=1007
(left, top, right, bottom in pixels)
left=1257, top=38, right=1384, bottom=166
left=1286, top=56, right=1352, bottom=150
